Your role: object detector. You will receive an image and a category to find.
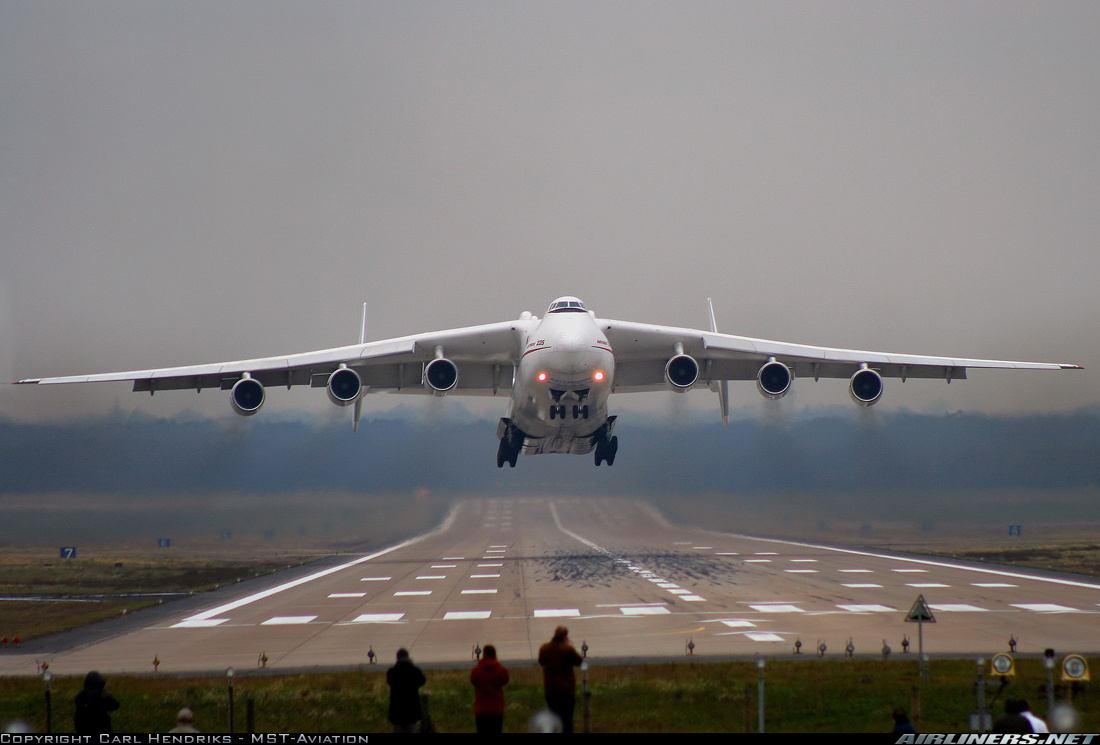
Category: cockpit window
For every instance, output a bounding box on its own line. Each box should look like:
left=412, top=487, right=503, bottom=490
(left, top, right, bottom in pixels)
left=547, top=298, right=588, bottom=313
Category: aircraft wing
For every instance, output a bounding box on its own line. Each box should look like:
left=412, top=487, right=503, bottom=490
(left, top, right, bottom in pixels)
left=601, top=318, right=1082, bottom=393
left=16, top=320, right=529, bottom=396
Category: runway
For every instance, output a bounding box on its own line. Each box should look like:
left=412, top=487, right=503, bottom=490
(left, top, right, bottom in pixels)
left=3, top=497, right=1099, bottom=675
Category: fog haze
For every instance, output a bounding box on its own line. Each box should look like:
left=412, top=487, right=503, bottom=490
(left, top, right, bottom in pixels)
left=2, top=3, right=1097, bottom=422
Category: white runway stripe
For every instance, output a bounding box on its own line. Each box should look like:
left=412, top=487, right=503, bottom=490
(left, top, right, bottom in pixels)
left=534, top=609, right=580, bottom=618
left=394, top=590, right=432, bottom=596
left=621, top=606, right=670, bottom=616
left=749, top=604, right=803, bottom=613
left=262, top=616, right=316, bottom=625
left=350, top=613, right=404, bottom=623
left=328, top=593, right=366, bottom=598
left=444, top=611, right=491, bottom=620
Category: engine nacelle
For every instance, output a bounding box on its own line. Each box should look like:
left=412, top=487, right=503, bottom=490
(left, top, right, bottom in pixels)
left=327, top=367, right=362, bottom=407
left=849, top=367, right=884, bottom=406
left=230, top=376, right=265, bottom=416
left=756, top=359, right=792, bottom=400
left=665, top=354, right=699, bottom=389
left=424, top=357, right=458, bottom=394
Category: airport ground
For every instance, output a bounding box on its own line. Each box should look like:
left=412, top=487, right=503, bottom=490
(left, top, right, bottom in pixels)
left=2, top=492, right=1099, bottom=732
left=2, top=657, right=1097, bottom=733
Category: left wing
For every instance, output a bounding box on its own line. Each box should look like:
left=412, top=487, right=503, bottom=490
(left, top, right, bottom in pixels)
left=17, top=320, right=533, bottom=398
left=602, top=318, right=1081, bottom=396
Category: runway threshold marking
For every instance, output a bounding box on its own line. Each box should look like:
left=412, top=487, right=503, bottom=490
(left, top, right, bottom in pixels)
left=175, top=504, right=460, bottom=625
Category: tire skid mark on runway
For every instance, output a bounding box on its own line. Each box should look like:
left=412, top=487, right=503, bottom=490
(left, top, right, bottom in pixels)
left=549, top=502, right=709, bottom=603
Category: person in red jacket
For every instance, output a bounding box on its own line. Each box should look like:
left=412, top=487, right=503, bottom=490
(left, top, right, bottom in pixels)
left=537, top=626, right=583, bottom=733
left=470, top=644, right=510, bottom=734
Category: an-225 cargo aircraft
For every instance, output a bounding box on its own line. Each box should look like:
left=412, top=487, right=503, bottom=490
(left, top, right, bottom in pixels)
left=17, top=296, right=1081, bottom=467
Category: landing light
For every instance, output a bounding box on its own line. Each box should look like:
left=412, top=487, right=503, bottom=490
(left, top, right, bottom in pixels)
left=593, top=370, right=605, bottom=382
left=537, top=371, right=548, bottom=382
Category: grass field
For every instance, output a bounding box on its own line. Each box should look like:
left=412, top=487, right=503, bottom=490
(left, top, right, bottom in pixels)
left=1, top=658, right=1094, bottom=733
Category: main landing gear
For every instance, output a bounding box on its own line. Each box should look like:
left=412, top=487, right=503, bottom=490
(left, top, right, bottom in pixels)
left=496, top=418, right=522, bottom=468
left=594, top=434, right=618, bottom=467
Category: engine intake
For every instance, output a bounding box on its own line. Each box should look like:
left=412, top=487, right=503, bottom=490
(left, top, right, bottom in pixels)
left=230, top=376, right=265, bottom=416
left=756, top=359, right=792, bottom=400
left=424, top=358, right=458, bottom=394
left=665, top=354, right=699, bottom=389
left=849, top=367, right=883, bottom=406
left=327, top=367, right=362, bottom=406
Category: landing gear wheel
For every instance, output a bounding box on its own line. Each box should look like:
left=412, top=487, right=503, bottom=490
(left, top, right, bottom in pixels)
left=606, top=435, right=618, bottom=466
left=497, top=436, right=520, bottom=468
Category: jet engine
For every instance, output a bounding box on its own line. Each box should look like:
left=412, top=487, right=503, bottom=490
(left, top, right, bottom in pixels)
left=849, top=367, right=884, bottom=406
left=424, top=358, right=459, bottom=394
left=665, top=354, right=699, bottom=389
left=327, top=366, right=362, bottom=406
left=230, top=376, right=265, bottom=416
left=756, top=359, right=792, bottom=400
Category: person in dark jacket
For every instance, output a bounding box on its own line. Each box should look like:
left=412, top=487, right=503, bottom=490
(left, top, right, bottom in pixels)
left=537, top=626, right=583, bottom=734
left=470, top=644, right=510, bottom=734
left=74, top=671, right=120, bottom=734
left=386, top=649, right=426, bottom=733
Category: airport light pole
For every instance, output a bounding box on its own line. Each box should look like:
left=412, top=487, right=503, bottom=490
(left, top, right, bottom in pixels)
left=1044, top=650, right=1055, bottom=717
left=226, top=667, right=235, bottom=733
left=757, top=659, right=765, bottom=733
left=42, top=670, right=52, bottom=733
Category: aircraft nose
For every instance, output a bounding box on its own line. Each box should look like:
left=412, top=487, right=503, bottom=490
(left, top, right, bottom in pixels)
left=558, top=333, right=587, bottom=368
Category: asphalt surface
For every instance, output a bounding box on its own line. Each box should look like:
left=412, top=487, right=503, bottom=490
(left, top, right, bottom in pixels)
left=3, top=497, right=1098, bottom=676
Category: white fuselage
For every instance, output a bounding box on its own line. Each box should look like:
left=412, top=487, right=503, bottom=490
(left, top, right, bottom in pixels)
left=508, top=310, right=614, bottom=452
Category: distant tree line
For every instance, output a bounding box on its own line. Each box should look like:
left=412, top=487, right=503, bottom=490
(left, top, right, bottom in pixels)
left=1, top=409, right=1098, bottom=497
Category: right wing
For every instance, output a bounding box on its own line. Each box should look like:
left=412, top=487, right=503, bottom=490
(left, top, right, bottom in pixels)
left=602, top=318, right=1081, bottom=392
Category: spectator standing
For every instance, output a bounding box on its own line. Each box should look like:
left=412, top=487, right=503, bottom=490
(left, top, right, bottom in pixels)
left=387, top=649, right=426, bottom=733
left=74, top=671, right=120, bottom=734
left=169, top=708, right=200, bottom=733
left=470, top=644, right=510, bottom=734
left=537, top=626, right=583, bottom=734
left=1018, top=700, right=1049, bottom=734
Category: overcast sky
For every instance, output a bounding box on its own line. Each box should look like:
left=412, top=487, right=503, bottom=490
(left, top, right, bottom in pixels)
left=2, top=2, right=1097, bottom=422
